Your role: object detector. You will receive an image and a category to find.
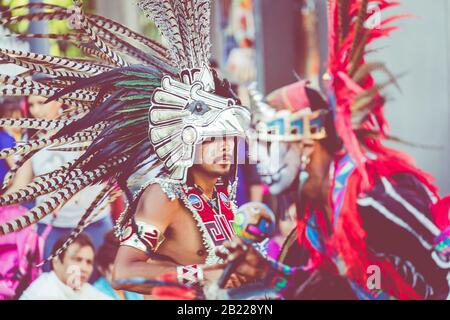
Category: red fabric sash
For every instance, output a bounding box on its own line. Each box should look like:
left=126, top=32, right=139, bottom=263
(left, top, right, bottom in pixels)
left=181, top=186, right=236, bottom=248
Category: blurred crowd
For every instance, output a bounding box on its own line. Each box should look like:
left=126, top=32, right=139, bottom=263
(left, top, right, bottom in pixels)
left=0, top=95, right=135, bottom=299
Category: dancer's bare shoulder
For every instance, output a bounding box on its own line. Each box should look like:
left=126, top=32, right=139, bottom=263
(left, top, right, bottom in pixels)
left=134, top=183, right=182, bottom=227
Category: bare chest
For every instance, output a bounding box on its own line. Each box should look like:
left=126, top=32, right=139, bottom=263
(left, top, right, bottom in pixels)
left=157, top=207, right=208, bottom=265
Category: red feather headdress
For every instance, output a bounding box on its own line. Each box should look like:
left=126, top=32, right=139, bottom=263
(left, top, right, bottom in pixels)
left=326, top=0, right=408, bottom=186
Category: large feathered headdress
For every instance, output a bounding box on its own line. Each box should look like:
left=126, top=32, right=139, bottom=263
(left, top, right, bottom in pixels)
left=139, top=0, right=250, bottom=182
left=326, top=0, right=405, bottom=182
left=0, top=0, right=250, bottom=259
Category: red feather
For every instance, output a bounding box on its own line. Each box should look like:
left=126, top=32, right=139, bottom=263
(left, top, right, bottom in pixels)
left=326, top=0, right=409, bottom=185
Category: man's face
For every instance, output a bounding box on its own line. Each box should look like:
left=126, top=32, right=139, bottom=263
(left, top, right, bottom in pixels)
left=194, top=136, right=236, bottom=177
left=53, top=243, right=94, bottom=290
left=300, top=140, right=332, bottom=201
left=254, top=140, right=302, bottom=195
left=28, top=95, right=62, bottom=120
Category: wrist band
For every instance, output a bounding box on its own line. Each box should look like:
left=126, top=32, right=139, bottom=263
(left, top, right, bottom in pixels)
left=176, top=264, right=204, bottom=287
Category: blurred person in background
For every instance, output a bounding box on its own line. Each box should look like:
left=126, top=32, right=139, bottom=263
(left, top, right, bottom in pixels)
left=27, top=95, right=62, bottom=125
left=266, top=204, right=296, bottom=261
left=20, top=233, right=111, bottom=300
left=0, top=97, right=25, bottom=186
left=5, top=95, right=114, bottom=275
left=94, top=231, right=143, bottom=300
left=0, top=97, right=41, bottom=300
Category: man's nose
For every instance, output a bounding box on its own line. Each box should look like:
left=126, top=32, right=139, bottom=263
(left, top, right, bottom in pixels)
left=222, top=137, right=234, bottom=151
left=80, top=261, right=91, bottom=274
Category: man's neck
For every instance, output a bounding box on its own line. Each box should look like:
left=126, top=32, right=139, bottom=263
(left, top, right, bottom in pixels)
left=190, top=170, right=219, bottom=198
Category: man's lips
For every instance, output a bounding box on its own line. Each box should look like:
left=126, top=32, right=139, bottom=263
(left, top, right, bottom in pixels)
left=213, top=154, right=233, bottom=163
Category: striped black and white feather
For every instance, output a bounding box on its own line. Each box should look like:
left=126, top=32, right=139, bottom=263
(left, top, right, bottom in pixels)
left=137, top=0, right=211, bottom=71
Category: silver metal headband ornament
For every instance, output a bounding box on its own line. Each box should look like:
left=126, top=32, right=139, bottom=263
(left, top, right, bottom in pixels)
left=148, top=66, right=251, bottom=183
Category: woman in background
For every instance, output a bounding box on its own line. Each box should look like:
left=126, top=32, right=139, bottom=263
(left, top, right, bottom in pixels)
left=9, top=95, right=114, bottom=274
left=0, top=97, right=41, bottom=300
left=0, top=97, right=25, bottom=188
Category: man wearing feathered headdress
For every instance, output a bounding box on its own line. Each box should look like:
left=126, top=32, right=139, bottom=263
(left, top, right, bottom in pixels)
left=0, top=0, right=251, bottom=294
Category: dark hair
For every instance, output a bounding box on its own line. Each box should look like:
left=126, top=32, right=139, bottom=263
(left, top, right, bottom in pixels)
left=51, top=233, right=95, bottom=264
left=0, top=97, right=23, bottom=119
left=305, top=87, right=342, bottom=154
left=95, top=231, right=119, bottom=274
left=212, top=69, right=242, bottom=104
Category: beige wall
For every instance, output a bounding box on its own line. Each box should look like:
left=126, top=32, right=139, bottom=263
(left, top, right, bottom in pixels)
left=371, top=0, right=450, bottom=194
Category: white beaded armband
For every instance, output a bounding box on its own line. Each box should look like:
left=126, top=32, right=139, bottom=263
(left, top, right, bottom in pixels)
left=120, top=221, right=165, bottom=255
left=176, top=264, right=204, bottom=287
